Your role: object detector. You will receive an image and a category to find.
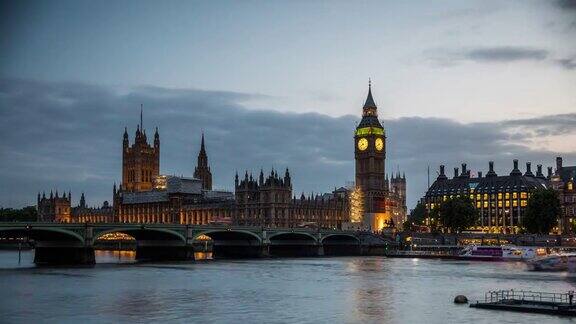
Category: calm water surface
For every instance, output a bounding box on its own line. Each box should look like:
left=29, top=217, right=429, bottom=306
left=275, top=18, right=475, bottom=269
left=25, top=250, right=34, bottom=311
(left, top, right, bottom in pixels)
left=0, top=250, right=575, bottom=323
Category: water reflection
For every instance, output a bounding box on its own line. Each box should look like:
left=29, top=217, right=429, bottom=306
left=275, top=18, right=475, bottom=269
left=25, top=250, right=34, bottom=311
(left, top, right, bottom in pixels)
left=1, top=254, right=575, bottom=323
left=95, top=250, right=136, bottom=264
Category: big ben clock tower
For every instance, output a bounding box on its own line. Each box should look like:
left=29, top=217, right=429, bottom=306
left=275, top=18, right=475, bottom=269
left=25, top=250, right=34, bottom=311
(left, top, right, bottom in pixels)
left=355, top=81, right=387, bottom=219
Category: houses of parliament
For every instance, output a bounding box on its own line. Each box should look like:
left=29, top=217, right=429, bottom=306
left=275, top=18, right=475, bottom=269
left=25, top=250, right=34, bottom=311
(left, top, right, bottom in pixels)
left=37, top=85, right=408, bottom=230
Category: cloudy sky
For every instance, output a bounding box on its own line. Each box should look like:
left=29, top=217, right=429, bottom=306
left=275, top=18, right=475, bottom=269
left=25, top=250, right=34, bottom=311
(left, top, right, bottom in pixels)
left=1, top=0, right=575, bottom=209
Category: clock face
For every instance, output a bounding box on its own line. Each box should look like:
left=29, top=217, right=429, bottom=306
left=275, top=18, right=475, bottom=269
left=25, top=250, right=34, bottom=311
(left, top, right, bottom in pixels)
left=357, top=138, right=368, bottom=151
left=375, top=138, right=384, bottom=151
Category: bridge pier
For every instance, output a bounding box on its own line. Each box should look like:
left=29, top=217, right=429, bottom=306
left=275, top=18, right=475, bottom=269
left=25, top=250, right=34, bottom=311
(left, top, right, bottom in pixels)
left=268, top=244, right=321, bottom=257
left=34, top=246, right=95, bottom=265
left=135, top=241, right=194, bottom=262
left=212, top=244, right=262, bottom=258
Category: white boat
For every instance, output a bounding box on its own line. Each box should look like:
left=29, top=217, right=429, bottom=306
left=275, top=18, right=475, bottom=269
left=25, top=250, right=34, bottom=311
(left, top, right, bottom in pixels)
left=458, top=245, right=544, bottom=261
left=526, top=253, right=576, bottom=272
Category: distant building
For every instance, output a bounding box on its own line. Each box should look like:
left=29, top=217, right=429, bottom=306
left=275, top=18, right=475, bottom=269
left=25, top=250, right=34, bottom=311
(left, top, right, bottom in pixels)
left=37, top=191, right=71, bottom=222
left=37, top=191, right=113, bottom=223
left=353, top=82, right=407, bottom=230
left=425, top=160, right=550, bottom=234
left=72, top=193, right=113, bottom=223
left=122, top=106, right=160, bottom=192
left=233, top=169, right=349, bottom=228
left=193, top=134, right=212, bottom=190
left=114, top=175, right=234, bottom=224
left=551, top=157, right=576, bottom=233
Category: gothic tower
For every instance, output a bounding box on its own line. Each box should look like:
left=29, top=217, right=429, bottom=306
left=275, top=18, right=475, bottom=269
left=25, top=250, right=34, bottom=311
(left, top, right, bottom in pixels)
left=194, top=133, right=213, bottom=190
left=121, top=105, right=160, bottom=192
left=354, top=81, right=386, bottom=215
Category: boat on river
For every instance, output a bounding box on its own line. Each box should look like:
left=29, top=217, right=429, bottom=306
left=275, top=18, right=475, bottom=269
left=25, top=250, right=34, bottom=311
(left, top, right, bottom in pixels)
left=526, top=253, right=576, bottom=272
left=458, top=245, right=543, bottom=261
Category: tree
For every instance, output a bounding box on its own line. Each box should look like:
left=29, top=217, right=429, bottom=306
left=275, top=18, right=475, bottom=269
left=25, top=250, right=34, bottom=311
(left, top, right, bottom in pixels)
left=432, top=196, right=478, bottom=233
left=408, top=201, right=426, bottom=225
left=523, top=189, right=561, bottom=234
left=0, top=207, right=38, bottom=222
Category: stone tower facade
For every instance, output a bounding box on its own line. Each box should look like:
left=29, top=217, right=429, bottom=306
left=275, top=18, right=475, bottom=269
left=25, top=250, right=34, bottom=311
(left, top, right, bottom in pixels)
left=37, top=190, right=72, bottom=222
left=354, top=82, right=387, bottom=215
left=193, top=134, right=212, bottom=190
left=122, top=106, right=160, bottom=192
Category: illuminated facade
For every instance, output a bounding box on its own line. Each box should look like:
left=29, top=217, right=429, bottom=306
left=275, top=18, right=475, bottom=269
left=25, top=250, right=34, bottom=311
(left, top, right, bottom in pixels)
left=193, top=134, right=212, bottom=190
left=37, top=190, right=72, bottom=222
left=551, top=157, right=576, bottom=233
left=122, top=107, right=160, bottom=192
left=353, top=83, right=407, bottom=230
left=425, top=160, right=550, bottom=233
left=114, top=176, right=234, bottom=224
left=37, top=191, right=113, bottom=223
left=234, top=169, right=349, bottom=228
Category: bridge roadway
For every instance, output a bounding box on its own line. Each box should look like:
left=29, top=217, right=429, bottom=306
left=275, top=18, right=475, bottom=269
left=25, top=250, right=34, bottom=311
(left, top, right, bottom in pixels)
left=0, top=223, right=390, bottom=265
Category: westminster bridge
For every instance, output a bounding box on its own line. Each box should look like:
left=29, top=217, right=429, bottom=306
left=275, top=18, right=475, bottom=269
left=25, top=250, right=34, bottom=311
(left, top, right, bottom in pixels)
left=0, top=223, right=392, bottom=265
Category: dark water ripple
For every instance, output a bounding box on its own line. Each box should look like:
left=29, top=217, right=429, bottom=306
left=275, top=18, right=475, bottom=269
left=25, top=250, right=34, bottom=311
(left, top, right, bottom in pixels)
left=0, top=251, right=575, bottom=323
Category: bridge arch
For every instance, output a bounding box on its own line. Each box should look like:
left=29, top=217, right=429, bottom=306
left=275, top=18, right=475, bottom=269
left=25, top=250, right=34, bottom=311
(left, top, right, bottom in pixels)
left=268, top=232, right=318, bottom=243
left=194, top=229, right=262, bottom=259
left=321, top=233, right=361, bottom=244
left=268, top=231, right=319, bottom=257
left=193, top=229, right=262, bottom=243
left=321, top=233, right=361, bottom=256
left=94, top=227, right=186, bottom=243
left=0, top=226, right=84, bottom=243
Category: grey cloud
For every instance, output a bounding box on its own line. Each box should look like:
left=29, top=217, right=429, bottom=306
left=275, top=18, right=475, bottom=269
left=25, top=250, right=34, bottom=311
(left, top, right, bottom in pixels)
left=428, top=47, right=549, bottom=66
left=556, top=0, right=576, bottom=10
left=556, top=57, right=576, bottom=70
left=464, top=47, right=548, bottom=62
left=0, top=79, right=575, bottom=210
left=428, top=47, right=576, bottom=71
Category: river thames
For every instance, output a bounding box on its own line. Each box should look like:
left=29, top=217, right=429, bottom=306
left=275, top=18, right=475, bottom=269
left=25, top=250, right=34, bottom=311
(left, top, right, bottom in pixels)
left=0, top=251, right=574, bottom=323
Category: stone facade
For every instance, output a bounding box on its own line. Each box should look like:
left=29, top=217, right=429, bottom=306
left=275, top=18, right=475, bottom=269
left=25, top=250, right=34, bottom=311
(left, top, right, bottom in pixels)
left=122, top=108, right=160, bottom=192
left=37, top=191, right=72, bottom=222
left=551, top=157, right=576, bottom=233
left=37, top=191, right=113, bottom=223
left=424, top=160, right=551, bottom=234
left=193, top=134, right=212, bottom=190
left=353, top=83, right=407, bottom=230
left=233, top=169, right=349, bottom=228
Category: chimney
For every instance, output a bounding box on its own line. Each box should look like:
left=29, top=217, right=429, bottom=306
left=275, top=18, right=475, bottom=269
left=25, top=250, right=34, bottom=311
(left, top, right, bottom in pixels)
left=510, top=159, right=522, bottom=176
left=438, top=165, right=447, bottom=180
left=525, top=162, right=534, bottom=177
left=557, top=156, right=563, bottom=173
left=548, top=166, right=553, bottom=179
left=536, top=164, right=544, bottom=178
left=478, top=171, right=483, bottom=178
left=461, top=163, right=469, bottom=178
left=486, top=161, right=497, bottom=177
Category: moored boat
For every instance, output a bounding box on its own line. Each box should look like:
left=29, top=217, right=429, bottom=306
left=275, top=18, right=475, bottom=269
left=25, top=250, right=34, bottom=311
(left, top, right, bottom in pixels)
left=526, top=253, right=576, bottom=272
left=458, top=245, right=543, bottom=261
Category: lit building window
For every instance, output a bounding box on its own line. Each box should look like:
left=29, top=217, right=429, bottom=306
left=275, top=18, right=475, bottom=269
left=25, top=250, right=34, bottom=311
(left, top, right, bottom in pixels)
left=483, top=194, right=488, bottom=200
left=520, top=192, right=528, bottom=199
left=505, top=201, right=510, bottom=207
left=569, top=183, right=573, bottom=191
left=505, top=193, right=510, bottom=199
left=483, top=201, right=488, bottom=208
left=476, top=202, right=481, bottom=208
left=470, top=194, right=474, bottom=200
left=513, top=192, right=518, bottom=199
left=521, top=200, right=527, bottom=207
left=498, top=193, right=502, bottom=200
left=477, top=194, right=481, bottom=200
left=513, top=201, right=518, bottom=207
left=498, top=201, right=503, bottom=208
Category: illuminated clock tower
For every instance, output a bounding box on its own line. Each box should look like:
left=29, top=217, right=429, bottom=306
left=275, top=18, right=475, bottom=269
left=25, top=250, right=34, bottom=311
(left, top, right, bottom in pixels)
left=354, top=82, right=387, bottom=218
